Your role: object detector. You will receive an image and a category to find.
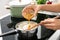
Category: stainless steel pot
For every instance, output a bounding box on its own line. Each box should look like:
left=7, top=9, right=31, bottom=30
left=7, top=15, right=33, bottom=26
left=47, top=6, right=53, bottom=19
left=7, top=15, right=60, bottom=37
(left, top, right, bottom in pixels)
left=0, top=21, right=40, bottom=37
left=15, top=21, right=38, bottom=37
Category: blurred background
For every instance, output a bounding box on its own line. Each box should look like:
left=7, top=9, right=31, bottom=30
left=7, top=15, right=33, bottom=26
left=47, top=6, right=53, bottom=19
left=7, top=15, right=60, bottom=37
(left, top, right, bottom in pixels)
left=0, top=0, right=10, bottom=17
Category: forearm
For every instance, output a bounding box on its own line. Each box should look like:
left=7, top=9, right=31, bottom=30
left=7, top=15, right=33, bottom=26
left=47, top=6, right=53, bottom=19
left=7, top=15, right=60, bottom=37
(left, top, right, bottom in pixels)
left=40, top=3, right=60, bottom=12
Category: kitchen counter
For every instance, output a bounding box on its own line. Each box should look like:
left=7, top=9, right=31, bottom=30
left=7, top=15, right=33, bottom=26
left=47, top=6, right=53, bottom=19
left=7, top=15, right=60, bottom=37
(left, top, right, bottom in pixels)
left=0, top=13, right=10, bottom=20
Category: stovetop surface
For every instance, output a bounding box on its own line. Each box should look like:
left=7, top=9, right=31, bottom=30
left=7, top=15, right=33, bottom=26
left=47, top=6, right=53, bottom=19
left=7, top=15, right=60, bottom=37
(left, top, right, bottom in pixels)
left=0, top=14, right=56, bottom=40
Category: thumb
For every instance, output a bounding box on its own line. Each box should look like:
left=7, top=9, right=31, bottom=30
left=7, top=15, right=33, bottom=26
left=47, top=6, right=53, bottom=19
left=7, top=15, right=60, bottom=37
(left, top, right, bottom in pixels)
left=34, top=5, right=40, bottom=16
left=34, top=9, right=38, bottom=16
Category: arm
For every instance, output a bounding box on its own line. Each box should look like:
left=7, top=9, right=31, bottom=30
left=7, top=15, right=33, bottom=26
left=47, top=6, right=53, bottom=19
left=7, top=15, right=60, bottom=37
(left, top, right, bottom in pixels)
left=40, top=3, right=60, bottom=12
left=22, top=3, right=60, bottom=18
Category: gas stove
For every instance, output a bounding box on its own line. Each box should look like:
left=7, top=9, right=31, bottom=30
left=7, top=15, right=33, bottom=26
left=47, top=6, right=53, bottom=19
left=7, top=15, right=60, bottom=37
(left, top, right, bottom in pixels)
left=0, top=13, right=56, bottom=40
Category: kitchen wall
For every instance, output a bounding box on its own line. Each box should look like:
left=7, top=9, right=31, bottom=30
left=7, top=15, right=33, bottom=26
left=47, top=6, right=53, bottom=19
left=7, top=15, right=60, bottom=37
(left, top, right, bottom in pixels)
left=0, top=0, right=10, bottom=17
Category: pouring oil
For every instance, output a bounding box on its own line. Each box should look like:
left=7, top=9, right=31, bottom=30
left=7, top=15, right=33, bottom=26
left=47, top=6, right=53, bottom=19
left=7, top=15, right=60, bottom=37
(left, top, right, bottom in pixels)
left=22, top=9, right=34, bottom=30
left=25, top=13, right=34, bottom=30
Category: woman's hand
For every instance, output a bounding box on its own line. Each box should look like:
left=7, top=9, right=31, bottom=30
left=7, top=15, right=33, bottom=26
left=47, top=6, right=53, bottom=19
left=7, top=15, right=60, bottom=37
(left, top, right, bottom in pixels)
left=40, top=18, right=60, bottom=30
left=22, top=4, right=41, bottom=17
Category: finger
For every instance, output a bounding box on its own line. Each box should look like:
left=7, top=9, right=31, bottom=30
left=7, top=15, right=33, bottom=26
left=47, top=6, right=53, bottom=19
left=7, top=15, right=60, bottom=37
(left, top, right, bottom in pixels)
left=54, top=16, right=60, bottom=19
left=22, top=8, right=33, bottom=17
left=22, top=7, right=27, bottom=13
left=46, top=26, right=56, bottom=30
left=34, top=7, right=39, bottom=16
left=42, top=24, right=55, bottom=27
left=40, top=20, right=52, bottom=25
left=34, top=10, right=38, bottom=16
left=22, top=5, right=31, bottom=13
left=40, top=18, right=55, bottom=24
left=42, top=24, right=56, bottom=30
left=46, top=26, right=53, bottom=29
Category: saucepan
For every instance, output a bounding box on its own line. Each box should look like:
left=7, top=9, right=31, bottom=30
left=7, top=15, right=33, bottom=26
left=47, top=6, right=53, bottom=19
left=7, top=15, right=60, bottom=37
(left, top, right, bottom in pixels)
left=0, top=21, right=40, bottom=37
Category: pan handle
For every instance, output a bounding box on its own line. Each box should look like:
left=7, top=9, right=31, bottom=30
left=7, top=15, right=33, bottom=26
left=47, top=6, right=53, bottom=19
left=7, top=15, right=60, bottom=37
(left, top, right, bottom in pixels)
left=0, top=29, right=19, bottom=37
left=5, top=5, right=10, bottom=9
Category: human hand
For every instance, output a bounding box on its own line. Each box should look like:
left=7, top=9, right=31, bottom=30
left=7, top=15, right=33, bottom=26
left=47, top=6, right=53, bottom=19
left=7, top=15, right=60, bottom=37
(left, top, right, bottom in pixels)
left=22, top=4, right=41, bottom=18
left=40, top=18, right=60, bottom=30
